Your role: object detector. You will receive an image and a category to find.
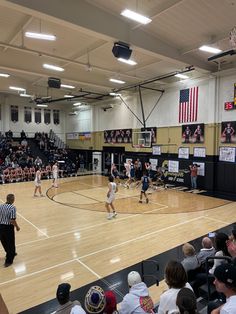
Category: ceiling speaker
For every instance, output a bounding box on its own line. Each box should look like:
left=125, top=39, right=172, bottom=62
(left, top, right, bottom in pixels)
left=112, top=42, right=132, bottom=60
left=48, top=77, right=61, bottom=89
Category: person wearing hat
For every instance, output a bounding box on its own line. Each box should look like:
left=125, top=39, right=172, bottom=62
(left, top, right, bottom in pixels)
left=84, top=286, right=106, bottom=314
left=209, top=263, right=236, bottom=314
left=119, top=271, right=154, bottom=314
left=55, top=283, right=85, bottom=314
left=104, top=291, right=118, bottom=314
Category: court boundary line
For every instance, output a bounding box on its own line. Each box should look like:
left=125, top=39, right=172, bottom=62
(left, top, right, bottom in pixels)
left=205, top=216, right=234, bottom=225
left=0, top=215, right=204, bottom=286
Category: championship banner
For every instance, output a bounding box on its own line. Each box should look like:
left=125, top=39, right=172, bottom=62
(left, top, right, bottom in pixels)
left=182, top=123, right=204, bottom=144
left=104, top=129, right=132, bottom=143
left=79, top=132, right=91, bottom=140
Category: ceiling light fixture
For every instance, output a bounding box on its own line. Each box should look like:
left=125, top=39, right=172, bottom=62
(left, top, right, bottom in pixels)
left=121, top=9, right=152, bottom=24
left=175, top=73, right=189, bottom=79
left=36, top=104, right=48, bottom=107
left=25, top=32, right=56, bottom=41
left=43, top=64, right=64, bottom=72
left=61, top=84, right=75, bottom=89
left=73, top=102, right=82, bottom=106
left=64, top=94, right=74, bottom=98
left=20, top=93, right=33, bottom=98
left=199, top=45, right=222, bottom=54
left=0, top=73, right=10, bottom=78
left=118, top=58, right=137, bottom=65
left=9, top=86, right=26, bottom=92
left=109, top=78, right=125, bottom=84
left=109, top=92, right=121, bottom=96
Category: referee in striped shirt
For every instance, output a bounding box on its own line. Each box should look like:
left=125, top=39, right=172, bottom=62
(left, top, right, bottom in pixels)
left=0, top=194, right=20, bottom=267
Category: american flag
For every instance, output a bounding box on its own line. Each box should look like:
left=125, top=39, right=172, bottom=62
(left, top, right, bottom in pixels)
left=179, top=87, right=198, bottom=123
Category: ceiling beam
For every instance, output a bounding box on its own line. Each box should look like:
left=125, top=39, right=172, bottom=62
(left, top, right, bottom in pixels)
left=4, top=0, right=214, bottom=72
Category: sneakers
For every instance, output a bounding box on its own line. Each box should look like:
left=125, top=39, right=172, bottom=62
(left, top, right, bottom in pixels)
left=139, top=200, right=142, bottom=203
left=112, top=212, right=117, bottom=218
left=107, top=214, right=113, bottom=220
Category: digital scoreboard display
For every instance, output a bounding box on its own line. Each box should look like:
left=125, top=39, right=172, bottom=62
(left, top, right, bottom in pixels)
left=224, top=101, right=235, bottom=110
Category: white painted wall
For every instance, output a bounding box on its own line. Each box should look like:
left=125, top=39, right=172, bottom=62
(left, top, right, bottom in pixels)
left=0, top=94, right=66, bottom=141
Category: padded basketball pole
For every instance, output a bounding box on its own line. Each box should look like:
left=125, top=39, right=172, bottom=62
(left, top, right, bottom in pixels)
left=138, top=86, right=146, bottom=128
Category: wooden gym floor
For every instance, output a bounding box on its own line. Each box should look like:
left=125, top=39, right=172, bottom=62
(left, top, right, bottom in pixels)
left=0, top=175, right=236, bottom=313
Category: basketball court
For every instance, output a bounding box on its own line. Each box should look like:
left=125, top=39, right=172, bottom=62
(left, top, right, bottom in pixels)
left=0, top=175, right=235, bottom=313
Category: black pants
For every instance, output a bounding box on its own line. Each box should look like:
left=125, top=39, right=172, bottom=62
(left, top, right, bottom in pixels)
left=0, top=224, right=16, bottom=264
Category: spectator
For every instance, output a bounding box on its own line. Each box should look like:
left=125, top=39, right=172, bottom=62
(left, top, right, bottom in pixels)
left=176, top=288, right=198, bottom=314
left=209, top=233, right=230, bottom=275
left=55, top=283, right=85, bottom=314
left=84, top=286, right=106, bottom=314
left=20, top=130, right=26, bottom=140
left=104, top=291, right=118, bottom=314
left=119, top=271, right=154, bottom=314
left=209, top=263, right=236, bottom=314
left=197, top=237, right=216, bottom=266
left=34, top=156, right=42, bottom=168
left=157, top=260, right=193, bottom=314
left=181, top=243, right=199, bottom=272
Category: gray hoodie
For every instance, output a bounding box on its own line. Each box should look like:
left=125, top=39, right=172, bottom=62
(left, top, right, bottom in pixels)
left=119, top=282, right=154, bottom=314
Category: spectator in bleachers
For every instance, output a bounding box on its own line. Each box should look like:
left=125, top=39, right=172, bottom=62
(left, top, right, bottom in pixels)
left=21, top=138, right=28, bottom=148
left=209, top=263, right=236, bottom=314
left=20, top=130, right=26, bottom=140
left=181, top=243, right=199, bottom=272
left=55, top=283, right=85, bottom=314
left=104, top=291, right=118, bottom=314
left=5, top=155, right=11, bottom=167
left=197, top=237, right=216, bottom=266
left=84, top=286, right=106, bottom=314
left=5, top=130, right=13, bottom=140
left=157, top=260, right=193, bottom=314
left=176, top=287, right=198, bottom=314
left=119, top=271, right=154, bottom=314
left=34, top=156, right=42, bottom=168
left=209, top=233, right=230, bottom=275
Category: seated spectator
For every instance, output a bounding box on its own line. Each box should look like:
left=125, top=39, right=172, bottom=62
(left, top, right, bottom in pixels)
left=208, top=263, right=236, bottom=314
left=20, top=130, right=26, bottom=140
left=55, top=283, right=85, bottom=314
left=196, top=237, right=216, bottom=266
left=209, top=233, right=230, bottom=275
left=157, top=260, right=193, bottom=314
left=104, top=291, right=118, bottom=314
left=21, top=139, right=28, bottom=147
left=119, top=271, right=154, bottom=314
left=84, top=286, right=106, bottom=314
left=181, top=243, right=199, bottom=272
left=34, top=156, right=42, bottom=168
left=176, top=288, right=198, bottom=314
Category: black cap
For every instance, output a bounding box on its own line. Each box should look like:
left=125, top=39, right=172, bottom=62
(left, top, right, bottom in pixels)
left=214, top=264, right=236, bottom=287
left=56, top=283, right=71, bottom=301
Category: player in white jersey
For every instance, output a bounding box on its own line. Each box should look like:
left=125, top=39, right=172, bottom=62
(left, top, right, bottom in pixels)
left=34, top=167, right=43, bottom=197
left=105, top=176, right=118, bottom=220
left=52, top=162, right=59, bottom=188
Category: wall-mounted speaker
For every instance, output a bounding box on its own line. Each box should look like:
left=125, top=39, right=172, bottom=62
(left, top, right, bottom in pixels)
left=112, top=42, right=132, bottom=60
left=48, top=77, right=61, bottom=89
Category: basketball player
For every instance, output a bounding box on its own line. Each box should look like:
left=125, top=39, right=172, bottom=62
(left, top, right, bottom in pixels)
left=183, top=126, right=191, bottom=143
left=105, top=176, right=118, bottom=220
left=223, top=122, right=235, bottom=143
left=139, top=171, right=152, bottom=203
left=125, top=160, right=135, bottom=188
left=33, top=167, right=44, bottom=197
left=194, top=125, right=202, bottom=143
left=52, top=162, right=59, bottom=188
left=111, top=163, right=120, bottom=184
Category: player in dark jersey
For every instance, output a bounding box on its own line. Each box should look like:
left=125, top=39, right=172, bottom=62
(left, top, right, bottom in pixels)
left=139, top=171, right=152, bottom=203
left=111, top=163, right=120, bottom=184
left=223, top=123, right=235, bottom=143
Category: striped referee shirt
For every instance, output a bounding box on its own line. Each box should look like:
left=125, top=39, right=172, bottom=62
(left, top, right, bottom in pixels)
left=0, top=203, right=16, bottom=225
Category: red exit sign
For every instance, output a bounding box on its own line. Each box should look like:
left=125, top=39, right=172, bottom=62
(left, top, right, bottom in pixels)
left=224, top=101, right=235, bottom=110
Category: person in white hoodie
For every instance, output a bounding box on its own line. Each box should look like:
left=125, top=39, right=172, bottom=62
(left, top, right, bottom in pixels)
left=119, top=271, right=154, bottom=314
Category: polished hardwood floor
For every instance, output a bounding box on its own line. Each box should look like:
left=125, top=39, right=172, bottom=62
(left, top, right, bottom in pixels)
left=0, top=175, right=235, bottom=313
